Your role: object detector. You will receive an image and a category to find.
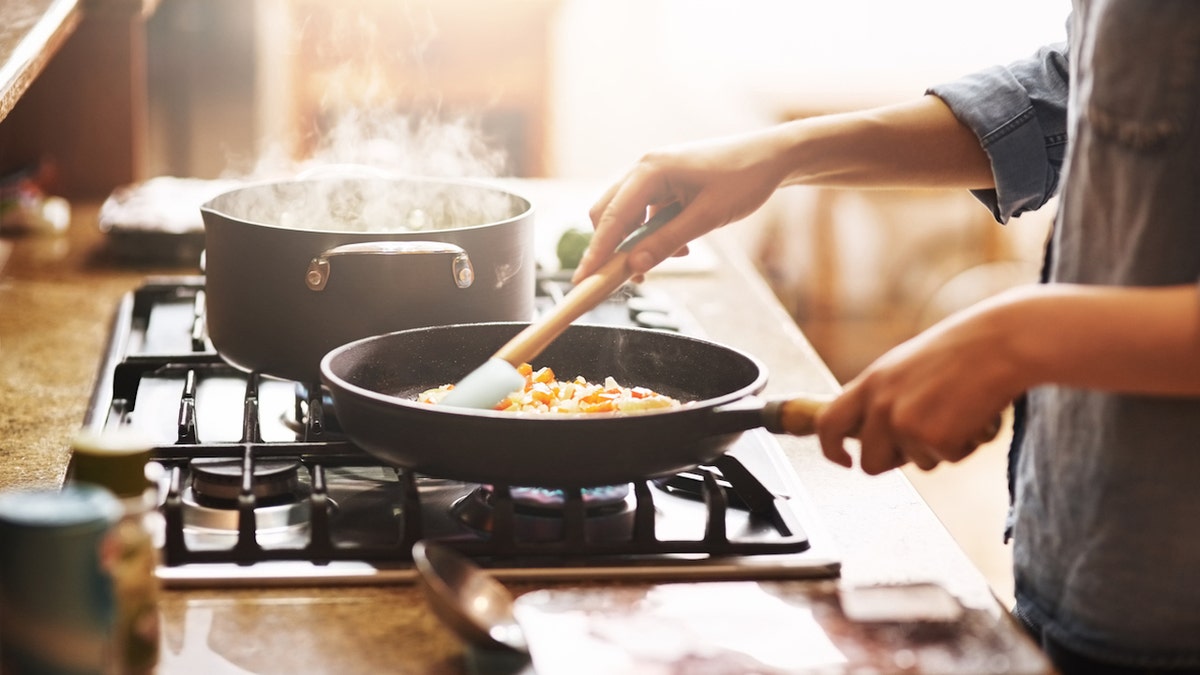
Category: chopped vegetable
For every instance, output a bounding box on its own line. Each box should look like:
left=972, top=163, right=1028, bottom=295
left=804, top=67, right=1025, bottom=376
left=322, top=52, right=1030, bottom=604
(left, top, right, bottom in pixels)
left=555, top=228, right=593, bottom=270
left=418, top=363, right=682, bottom=414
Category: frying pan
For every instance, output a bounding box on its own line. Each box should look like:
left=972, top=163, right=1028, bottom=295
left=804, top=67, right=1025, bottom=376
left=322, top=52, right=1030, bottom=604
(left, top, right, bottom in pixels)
left=321, top=322, right=830, bottom=488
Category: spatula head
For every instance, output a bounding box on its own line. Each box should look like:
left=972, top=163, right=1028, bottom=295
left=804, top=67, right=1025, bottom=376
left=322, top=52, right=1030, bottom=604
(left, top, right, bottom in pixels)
left=438, top=357, right=526, bottom=409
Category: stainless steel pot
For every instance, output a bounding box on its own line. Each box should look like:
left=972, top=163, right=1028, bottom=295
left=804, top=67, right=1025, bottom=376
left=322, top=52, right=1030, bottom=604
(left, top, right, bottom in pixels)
left=201, top=175, right=535, bottom=383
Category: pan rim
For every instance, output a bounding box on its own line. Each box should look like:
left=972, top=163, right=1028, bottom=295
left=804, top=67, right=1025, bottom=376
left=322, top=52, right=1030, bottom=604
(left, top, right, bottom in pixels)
left=319, top=322, right=770, bottom=420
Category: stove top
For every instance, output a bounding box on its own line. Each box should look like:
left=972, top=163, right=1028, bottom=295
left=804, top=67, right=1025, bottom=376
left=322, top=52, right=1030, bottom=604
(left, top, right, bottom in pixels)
left=77, top=275, right=839, bottom=587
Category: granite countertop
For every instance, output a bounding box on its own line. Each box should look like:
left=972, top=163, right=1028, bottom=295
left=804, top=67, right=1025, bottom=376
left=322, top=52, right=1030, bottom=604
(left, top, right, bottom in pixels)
left=0, top=0, right=80, bottom=121
left=0, top=190, right=1049, bottom=674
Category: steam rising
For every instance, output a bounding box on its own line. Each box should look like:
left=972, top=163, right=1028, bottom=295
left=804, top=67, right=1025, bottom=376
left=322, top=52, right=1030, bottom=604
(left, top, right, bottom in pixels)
left=206, top=174, right=527, bottom=234
left=308, top=109, right=508, bottom=181
left=214, top=4, right=521, bottom=233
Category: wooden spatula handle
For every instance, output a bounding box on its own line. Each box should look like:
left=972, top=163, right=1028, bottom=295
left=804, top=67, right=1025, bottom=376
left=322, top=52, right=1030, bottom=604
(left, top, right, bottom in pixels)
left=495, top=252, right=632, bottom=366
left=492, top=203, right=683, bottom=369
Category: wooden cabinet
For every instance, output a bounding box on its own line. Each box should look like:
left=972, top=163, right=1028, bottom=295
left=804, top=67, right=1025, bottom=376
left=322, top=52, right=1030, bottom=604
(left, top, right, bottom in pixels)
left=0, top=0, right=155, bottom=199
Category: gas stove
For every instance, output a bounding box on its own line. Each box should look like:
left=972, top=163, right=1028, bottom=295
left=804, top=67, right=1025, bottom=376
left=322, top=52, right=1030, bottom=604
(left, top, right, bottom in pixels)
left=77, top=275, right=839, bottom=587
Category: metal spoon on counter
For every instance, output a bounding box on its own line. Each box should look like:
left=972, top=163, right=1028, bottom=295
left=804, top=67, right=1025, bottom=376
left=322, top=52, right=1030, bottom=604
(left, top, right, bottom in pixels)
left=412, top=540, right=530, bottom=655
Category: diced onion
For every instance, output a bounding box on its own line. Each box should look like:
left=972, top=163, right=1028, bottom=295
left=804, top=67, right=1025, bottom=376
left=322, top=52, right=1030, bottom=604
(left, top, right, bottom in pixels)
left=418, top=363, right=682, bottom=414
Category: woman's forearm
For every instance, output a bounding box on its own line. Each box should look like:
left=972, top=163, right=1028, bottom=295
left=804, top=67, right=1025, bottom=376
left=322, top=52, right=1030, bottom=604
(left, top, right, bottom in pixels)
left=772, top=95, right=996, bottom=190
left=579, top=95, right=998, bottom=281
left=998, top=283, right=1200, bottom=397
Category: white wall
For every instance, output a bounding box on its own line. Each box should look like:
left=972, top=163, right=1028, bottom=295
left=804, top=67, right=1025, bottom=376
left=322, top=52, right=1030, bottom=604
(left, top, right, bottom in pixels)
left=549, top=0, right=1071, bottom=179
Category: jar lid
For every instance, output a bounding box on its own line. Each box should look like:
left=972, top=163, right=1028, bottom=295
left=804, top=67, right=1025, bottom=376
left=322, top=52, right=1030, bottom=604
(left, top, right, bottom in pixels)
left=0, top=484, right=122, bottom=531
left=70, top=429, right=155, bottom=498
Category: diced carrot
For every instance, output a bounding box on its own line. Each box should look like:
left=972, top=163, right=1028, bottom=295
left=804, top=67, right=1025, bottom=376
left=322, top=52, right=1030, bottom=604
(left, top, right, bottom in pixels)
left=423, top=363, right=680, bottom=414
left=580, top=399, right=616, bottom=413
left=581, top=391, right=611, bottom=404
left=530, top=382, right=553, bottom=404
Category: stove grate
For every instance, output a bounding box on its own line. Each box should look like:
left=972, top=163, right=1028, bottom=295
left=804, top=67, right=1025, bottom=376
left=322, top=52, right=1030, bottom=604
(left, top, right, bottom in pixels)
left=156, top=445, right=810, bottom=567
left=78, top=276, right=816, bottom=575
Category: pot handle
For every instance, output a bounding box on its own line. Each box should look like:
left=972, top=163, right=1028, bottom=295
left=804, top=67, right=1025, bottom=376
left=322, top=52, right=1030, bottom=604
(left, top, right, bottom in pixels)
left=305, top=241, right=475, bottom=291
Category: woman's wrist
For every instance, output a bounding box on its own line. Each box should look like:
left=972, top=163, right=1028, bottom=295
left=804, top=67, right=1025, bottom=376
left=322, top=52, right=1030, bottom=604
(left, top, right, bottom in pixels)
left=980, top=285, right=1054, bottom=396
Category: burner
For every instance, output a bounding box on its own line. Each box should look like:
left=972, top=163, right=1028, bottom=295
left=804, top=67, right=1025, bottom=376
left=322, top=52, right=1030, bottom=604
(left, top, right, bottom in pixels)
left=451, top=484, right=637, bottom=542
left=180, top=485, right=312, bottom=547
left=189, top=457, right=303, bottom=507
left=179, top=459, right=335, bottom=551
left=509, top=484, right=631, bottom=511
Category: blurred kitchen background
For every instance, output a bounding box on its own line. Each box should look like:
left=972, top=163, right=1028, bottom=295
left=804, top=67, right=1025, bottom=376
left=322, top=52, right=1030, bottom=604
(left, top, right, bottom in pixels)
left=143, top=0, right=1070, bottom=605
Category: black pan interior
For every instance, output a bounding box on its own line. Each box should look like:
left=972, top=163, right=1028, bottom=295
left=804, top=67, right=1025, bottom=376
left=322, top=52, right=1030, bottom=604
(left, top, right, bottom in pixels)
left=333, top=323, right=763, bottom=407
left=320, top=322, right=769, bottom=487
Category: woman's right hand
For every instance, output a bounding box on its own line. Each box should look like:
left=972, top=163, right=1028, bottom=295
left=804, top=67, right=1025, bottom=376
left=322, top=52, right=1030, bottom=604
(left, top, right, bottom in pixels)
left=573, top=127, right=795, bottom=283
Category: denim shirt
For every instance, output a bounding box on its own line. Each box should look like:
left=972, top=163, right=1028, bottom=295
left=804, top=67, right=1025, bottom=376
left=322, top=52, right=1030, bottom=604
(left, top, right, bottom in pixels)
left=928, top=0, right=1200, bottom=668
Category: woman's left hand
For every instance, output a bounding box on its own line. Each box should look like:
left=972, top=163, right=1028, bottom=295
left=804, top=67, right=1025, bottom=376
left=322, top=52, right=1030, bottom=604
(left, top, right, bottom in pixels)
left=816, top=289, right=1028, bottom=474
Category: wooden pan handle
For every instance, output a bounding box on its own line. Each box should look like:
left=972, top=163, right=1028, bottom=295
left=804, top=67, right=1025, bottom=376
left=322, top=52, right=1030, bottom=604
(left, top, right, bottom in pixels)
left=766, top=394, right=835, bottom=437
left=765, top=395, right=1005, bottom=445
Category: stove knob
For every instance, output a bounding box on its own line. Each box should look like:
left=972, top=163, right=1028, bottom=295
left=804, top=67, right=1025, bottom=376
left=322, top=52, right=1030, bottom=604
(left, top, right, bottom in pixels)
left=634, top=310, right=680, bottom=332
left=625, top=296, right=667, bottom=318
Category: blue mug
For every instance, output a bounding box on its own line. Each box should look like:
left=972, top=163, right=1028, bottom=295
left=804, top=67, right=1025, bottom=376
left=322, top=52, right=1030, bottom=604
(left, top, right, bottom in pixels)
left=0, top=484, right=122, bottom=675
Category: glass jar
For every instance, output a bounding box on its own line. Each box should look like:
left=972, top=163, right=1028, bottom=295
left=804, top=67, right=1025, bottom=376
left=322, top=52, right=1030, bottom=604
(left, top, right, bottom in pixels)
left=71, top=429, right=162, bottom=675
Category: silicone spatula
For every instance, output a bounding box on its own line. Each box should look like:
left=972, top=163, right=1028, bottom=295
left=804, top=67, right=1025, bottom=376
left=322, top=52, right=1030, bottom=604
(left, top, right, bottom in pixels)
left=439, top=202, right=683, bottom=409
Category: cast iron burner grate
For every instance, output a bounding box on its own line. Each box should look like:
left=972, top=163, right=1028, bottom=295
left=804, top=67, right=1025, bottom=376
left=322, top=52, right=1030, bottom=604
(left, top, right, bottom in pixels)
left=150, top=364, right=808, bottom=565
left=76, top=276, right=836, bottom=583
left=154, top=443, right=808, bottom=567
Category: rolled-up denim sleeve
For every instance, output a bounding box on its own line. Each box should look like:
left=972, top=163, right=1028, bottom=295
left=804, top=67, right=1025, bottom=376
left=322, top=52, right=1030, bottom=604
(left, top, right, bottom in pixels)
left=927, top=42, right=1070, bottom=223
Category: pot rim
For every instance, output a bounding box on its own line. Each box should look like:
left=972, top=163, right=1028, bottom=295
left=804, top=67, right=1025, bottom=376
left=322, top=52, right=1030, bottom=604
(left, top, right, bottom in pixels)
left=199, top=173, right=535, bottom=235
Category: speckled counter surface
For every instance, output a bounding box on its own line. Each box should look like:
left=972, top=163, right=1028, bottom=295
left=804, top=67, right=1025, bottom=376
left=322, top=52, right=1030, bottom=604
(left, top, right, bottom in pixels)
left=0, top=204, right=149, bottom=491
left=0, top=195, right=1049, bottom=674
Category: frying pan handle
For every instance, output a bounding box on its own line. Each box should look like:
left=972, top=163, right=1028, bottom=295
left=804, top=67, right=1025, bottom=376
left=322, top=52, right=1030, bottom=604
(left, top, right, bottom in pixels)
left=761, top=394, right=835, bottom=436
left=761, top=395, right=1005, bottom=444
left=305, top=241, right=475, bottom=291
left=707, top=393, right=833, bottom=437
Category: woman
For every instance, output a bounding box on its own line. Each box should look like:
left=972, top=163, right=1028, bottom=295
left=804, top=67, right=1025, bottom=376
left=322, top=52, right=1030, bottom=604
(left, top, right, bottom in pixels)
left=574, top=2, right=1200, bottom=672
